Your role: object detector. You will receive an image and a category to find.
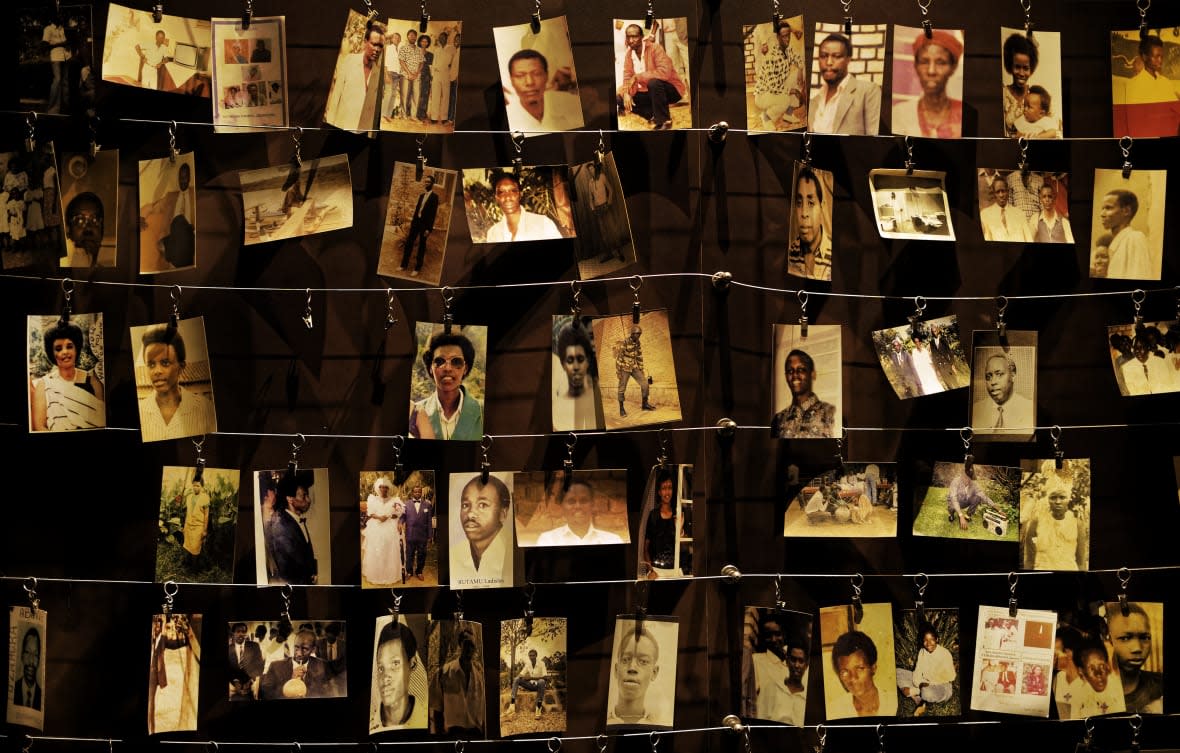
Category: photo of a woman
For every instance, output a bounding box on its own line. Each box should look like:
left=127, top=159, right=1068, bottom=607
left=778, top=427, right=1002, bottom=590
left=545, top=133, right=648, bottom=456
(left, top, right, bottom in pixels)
left=361, top=476, right=406, bottom=586
left=638, top=465, right=692, bottom=579
left=892, top=27, right=964, bottom=139
left=1001, top=29, right=1063, bottom=139
left=28, top=314, right=105, bottom=431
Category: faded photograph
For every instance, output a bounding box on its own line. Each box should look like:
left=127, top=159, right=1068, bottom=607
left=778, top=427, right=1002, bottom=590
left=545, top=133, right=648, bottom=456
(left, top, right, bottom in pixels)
left=323, top=11, right=386, bottom=131
left=743, top=16, right=807, bottom=132
left=130, top=317, right=217, bottom=442
left=1020, top=459, right=1090, bottom=572
left=1111, top=28, right=1180, bottom=138
left=770, top=323, right=841, bottom=439
left=17, top=4, right=95, bottom=116
left=636, top=464, right=693, bottom=580
left=1102, top=601, right=1164, bottom=714
left=972, top=607, right=1059, bottom=716
left=1001, top=28, right=1063, bottom=138
left=138, top=151, right=196, bottom=273
left=869, top=169, right=954, bottom=240
left=494, top=15, right=583, bottom=135
left=740, top=607, right=812, bottom=725
left=499, top=617, right=567, bottom=735
left=514, top=470, right=628, bottom=547
left=211, top=16, right=288, bottom=131
left=103, top=3, right=211, bottom=96
left=380, top=19, right=462, bottom=133
left=783, top=463, right=898, bottom=538
left=428, top=619, right=485, bottom=735
left=155, top=465, right=239, bottom=583
left=605, top=616, right=678, bottom=728
left=409, top=322, right=488, bottom=441
left=370, top=614, right=428, bottom=731
left=570, top=154, right=635, bottom=279
left=978, top=169, right=1072, bottom=244
left=970, top=331, right=1037, bottom=440
left=808, top=22, right=885, bottom=135
left=227, top=619, right=347, bottom=700
left=0, top=144, right=67, bottom=271
left=614, top=18, right=692, bottom=131
left=378, top=162, right=457, bottom=285
left=448, top=471, right=516, bottom=589
left=786, top=162, right=834, bottom=280
left=27, top=312, right=105, bottom=432
left=252, top=468, right=333, bottom=585
left=913, top=461, right=1021, bottom=542
left=895, top=608, right=960, bottom=717
left=7, top=606, right=46, bottom=730
left=819, top=603, right=898, bottom=719
left=871, top=314, right=970, bottom=399
left=240, top=154, right=353, bottom=245
left=551, top=314, right=605, bottom=431
left=1089, top=168, right=1166, bottom=281
left=462, top=166, right=574, bottom=244
left=1106, top=319, right=1180, bottom=397
left=891, top=25, right=964, bottom=138
left=592, top=310, right=682, bottom=430
left=148, top=613, right=201, bottom=733
left=58, top=150, right=118, bottom=267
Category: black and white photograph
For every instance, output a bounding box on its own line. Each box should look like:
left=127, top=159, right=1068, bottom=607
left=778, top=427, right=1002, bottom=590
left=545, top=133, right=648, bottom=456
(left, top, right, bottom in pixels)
left=786, top=161, right=834, bottom=280
left=361, top=471, right=438, bottom=587
left=58, top=150, right=118, bottom=268
left=605, top=615, right=678, bottom=728
left=1102, top=601, right=1164, bottom=714
left=743, top=16, right=807, bottom=132
left=592, top=310, right=682, bottom=430
left=227, top=620, right=347, bottom=701
left=913, top=461, right=1021, bottom=542
left=0, top=143, right=67, bottom=271
left=871, top=315, right=970, bottom=399
left=409, top=322, right=488, bottom=441
left=461, top=166, right=574, bottom=244
left=971, top=606, right=1058, bottom=716
left=869, top=168, right=955, bottom=240
left=891, top=25, right=964, bottom=138
left=148, top=613, right=201, bottom=733
left=513, top=470, right=629, bottom=547
left=212, top=16, right=288, bottom=131
left=1000, top=28, right=1063, bottom=138
left=494, top=15, right=583, bottom=135
left=1111, top=27, right=1180, bottom=138
left=1106, top=320, right=1180, bottom=397
left=1020, top=459, right=1090, bottom=572
left=970, top=331, right=1037, bottom=440
left=499, top=617, right=567, bottom=735
left=240, top=154, right=352, bottom=245
left=253, top=468, right=332, bottom=585
left=636, top=464, right=693, bottom=580
left=370, top=614, right=429, bottom=732
left=819, top=603, right=898, bottom=719
left=770, top=323, right=841, bottom=439
left=784, top=463, right=897, bottom=537
left=155, top=465, right=239, bottom=583
left=449, top=471, right=516, bottom=590
left=7, top=605, right=46, bottom=730
left=17, top=4, right=95, bottom=116
left=894, top=608, right=960, bottom=717
left=428, top=619, right=485, bottom=735
left=614, top=18, right=692, bottom=131
left=740, top=606, right=812, bottom=725
left=130, top=317, right=217, bottom=442
left=103, top=3, right=212, bottom=96
left=808, top=22, right=885, bottom=135
left=322, top=11, right=386, bottom=132
left=377, top=162, right=457, bottom=285
left=138, top=151, right=196, bottom=273
left=570, top=154, right=635, bottom=279
left=552, top=314, right=605, bottom=431
left=27, top=312, right=105, bottom=432
left=1090, top=168, right=1166, bottom=280
left=379, top=19, right=462, bottom=133
left=978, top=169, right=1072, bottom=244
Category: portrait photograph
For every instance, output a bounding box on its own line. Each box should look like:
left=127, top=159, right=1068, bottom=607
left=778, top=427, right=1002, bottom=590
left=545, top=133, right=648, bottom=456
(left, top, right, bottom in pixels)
left=58, top=150, right=118, bottom=268
left=977, top=169, right=1072, bottom=244
left=103, top=2, right=212, bottom=96
left=130, top=316, right=217, bottom=442
left=514, top=470, right=629, bottom=547
left=462, top=166, right=574, bottom=244
left=322, top=11, right=387, bottom=132
left=552, top=314, right=605, bottom=431
left=138, top=151, right=197, bottom=274
left=808, top=21, right=885, bottom=135
left=785, top=161, right=834, bottom=280
left=740, top=606, right=812, bottom=725
left=869, top=168, right=954, bottom=240
left=770, top=323, right=841, bottom=439
left=409, top=321, right=488, bottom=441
left=871, top=314, right=970, bottom=399
left=428, top=619, right=485, bottom=736
left=370, top=614, right=429, bottom=732
left=894, top=608, right=960, bottom=717
left=1000, top=28, right=1062, bottom=138
left=636, top=464, right=693, bottom=580
left=448, top=470, right=516, bottom=590
left=969, top=330, right=1037, bottom=441
left=1101, top=601, right=1164, bottom=714
left=17, top=4, right=95, bottom=117
left=743, top=16, right=807, bottom=133
left=155, top=465, right=239, bottom=583
left=592, top=310, right=682, bottom=430
left=1106, top=319, right=1180, bottom=397
left=783, top=463, right=898, bottom=538
left=7, top=605, right=46, bottom=730
left=361, top=470, right=438, bottom=588
left=613, top=17, right=693, bottom=131
left=971, top=606, right=1059, bottom=716
left=252, top=468, right=333, bottom=585
left=0, top=143, right=68, bottom=271
left=148, top=612, right=201, bottom=733
left=499, top=616, right=567, bottom=736
left=1089, top=168, right=1166, bottom=281
left=891, top=25, right=965, bottom=138
left=240, top=153, right=353, bottom=245
left=211, top=16, right=288, bottom=131
left=378, top=162, right=457, bottom=285
left=379, top=19, right=463, bottom=133
left=819, top=602, right=898, bottom=719
left=570, top=153, right=635, bottom=280
left=1019, top=459, right=1090, bottom=572
left=913, top=461, right=1021, bottom=542
left=226, top=619, right=347, bottom=701
left=27, top=312, right=105, bottom=432
left=1111, top=28, right=1180, bottom=138
left=494, top=15, right=583, bottom=135
left=605, top=615, right=678, bottom=728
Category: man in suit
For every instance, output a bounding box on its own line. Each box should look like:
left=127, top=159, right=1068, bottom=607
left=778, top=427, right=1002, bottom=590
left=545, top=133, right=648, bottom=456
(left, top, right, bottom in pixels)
left=324, top=21, right=386, bottom=131
left=808, top=33, right=881, bottom=135
left=886, top=337, right=919, bottom=397
left=250, top=39, right=271, bottom=63
left=13, top=627, right=42, bottom=710
left=316, top=621, right=347, bottom=695
left=928, top=324, right=958, bottom=387
left=227, top=622, right=265, bottom=701
left=148, top=616, right=188, bottom=732
left=402, top=485, right=433, bottom=581
left=260, top=628, right=333, bottom=699
left=398, top=174, right=439, bottom=277
left=617, top=23, right=686, bottom=130
left=265, top=471, right=318, bottom=585
left=979, top=175, right=1032, bottom=243
left=972, top=352, right=1034, bottom=434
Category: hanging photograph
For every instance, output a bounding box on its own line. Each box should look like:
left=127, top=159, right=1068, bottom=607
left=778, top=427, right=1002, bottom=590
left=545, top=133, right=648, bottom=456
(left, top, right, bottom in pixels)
left=1102, top=601, right=1164, bottom=714
left=155, top=465, right=239, bottom=583
left=27, top=312, right=105, bottom=432
left=740, top=606, right=813, bottom=725
left=783, top=463, right=898, bottom=537
left=971, top=606, right=1058, bottom=716
left=130, top=317, right=217, bottom=442
left=379, top=19, right=462, bottom=133
left=894, top=608, right=960, bottom=717
left=211, top=16, right=289, bottom=132
left=409, top=321, right=488, bottom=441
left=361, top=470, right=438, bottom=587
left=1106, top=319, right=1180, bottom=397
left=138, top=151, right=197, bottom=274
left=1111, top=28, right=1180, bottom=138
left=148, top=613, right=201, bottom=733
left=913, top=461, right=1021, bottom=542
left=605, top=615, right=678, bottom=728
left=6, top=605, right=46, bottom=730
left=613, top=17, right=692, bottom=131
left=103, top=3, right=212, bottom=96
left=1000, top=28, right=1063, bottom=138
left=570, top=153, right=635, bottom=279
left=819, top=602, right=898, bottom=719
left=499, top=616, right=567, bottom=735
left=240, top=154, right=353, bottom=245
left=494, top=15, right=584, bottom=134
left=1089, top=168, right=1166, bottom=281
left=252, top=468, right=333, bottom=585
left=514, top=470, right=629, bottom=547
left=227, top=619, right=347, bottom=700
left=58, top=150, right=119, bottom=268
left=322, top=11, right=387, bottom=132
left=592, top=310, right=683, bottom=430
left=743, top=16, right=807, bottom=132
left=808, top=21, right=885, bottom=135
left=377, top=162, right=457, bottom=285
left=969, top=330, right=1037, bottom=441
left=870, top=314, right=970, bottom=399
left=461, top=166, right=574, bottom=243
left=868, top=168, right=954, bottom=241
left=770, top=323, right=841, bottom=438
left=891, top=25, right=964, bottom=138
left=17, top=4, right=95, bottom=116
left=449, top=471, right=516, bottom=589
left=977, top=169, right=1072, bottom=244
left=370, top=614, right=429, bottom=732
left=636, top=464, right=694, bottom=580
left=0, top=143, right=67, bottom=271
left=428, top=619, right=485, bottom=735
left=786, top=161, right=835, bottom=281
left=552, top=314, right=606, bottom=431
left=1019, top=459, right=1090, bottom=572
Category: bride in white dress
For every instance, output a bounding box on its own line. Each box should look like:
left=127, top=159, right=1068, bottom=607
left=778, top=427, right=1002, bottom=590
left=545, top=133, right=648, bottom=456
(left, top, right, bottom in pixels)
left=910, top=336, right=946, bottom=395
left=362, top=477, right=405, bottom=585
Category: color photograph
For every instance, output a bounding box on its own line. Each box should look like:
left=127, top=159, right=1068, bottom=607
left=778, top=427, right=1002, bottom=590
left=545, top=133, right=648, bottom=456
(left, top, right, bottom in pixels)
left=771, top=323, right=841, bottom=438
left=613, top=18, right=692, bottom=131
left=138, top=151, right=196, bottom=273
left=155, top=465, right=239, bottom=583
left=494, top=15, right=583, bottom=135
left=605, top=615, right=678, bottom=728
left=1102, top=601, right=1164, bottom=714
left=808, top=22, right=885, bottom=135
left=499, top=616, right=567, bottom=735
left=786, top=161, right=834, bottom=280
left=743, top=16, right=807, bottom=132
left=0, top=144, right=67, bottom=271
left=1089, top=168, right=1166, bottom=281
left=977, top=169, right=1072, bottom=244
left=969, top=330, right=1037, bottom=440
left=913, top=461, right=1021, bottom=542
left=370, top=614, right=429, bottom=732
left=211, top=16, right=288, bottom=131
left=361, top=471, right=438, bottom=587
left=58, top=150, right=118, bottom=268
left=322, top=11, right=386, bottom=132
left=380, top=19, right=462, bottom=133
left=741, top=606, right=812, bottom=725
left=103, top=2, right=211, bottom=96
left=130, top=317, right=217, bottom=442
left=869, top=168, right=954, bottom=240
left=871, top=315, right=969, bottom=399
left=1106, top=320, right=1180, bottom=396
left=819, top=603, right=898, bottom=719
left=148, top=613, right=201, bottom=733
left=449, top=471, right=516, bottom=589
left=377, top=162, right=457, bottom=285
left=227, top=619, right=347, bottom=700
left=514, top=470, right=629, bottom=547
left=461, top=166, right=574, bottom=244
left=428, top=619, right=485, bottom=735
left=1111, top=28, right=1180, bottom=138
left=409, top=322, right=488, bottom=441
left=252, top=468, right=332, bottom=585
left=592, top=310, right=682, bottom=430
left=570, top=154, right=635, bottom=279
left=891, top=25, right=964, bottom=138
left=894, top=608, right=960, bottom=717
left=17, top=4, right=95, bottom=116
left=1000, top=28, right=1063, bottom=138
left=27, top=312, right=105, bottom=432
left=240, top=154, right=353, bottom=245
left=1019, top=459, right=1090, bottom=572
left=783, top=463, right=897, bottom=537
left=636, top=464, right=693, bottom=580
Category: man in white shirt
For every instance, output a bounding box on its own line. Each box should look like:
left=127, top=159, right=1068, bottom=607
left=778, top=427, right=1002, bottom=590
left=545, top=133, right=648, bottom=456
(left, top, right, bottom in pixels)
left=1099, top=189, right=1154, bottom=280
left=897, top=623, right=956, bottom=716
left=503, top=49, right=582, bottom=133
left=536, top=479, right=623, bottom=546
left=485, top=173, right=562, bottom=243
left=325, top=22, right=385, bottom=131
left=449, top=474, right=513, bottom=588
left=979, top=175, right=1031, bottom=242
left=808, top=33, right=881, bottom=135
left=1120, top=334, right=1177, bottom=395
left=607, top=626, right=671, bottom=727
left=972, top=352, right=1034, bottom=434
left=137, top=30, right=171, bottom=90
left=506, top=648, right=549, bottom=719
left=749, top=615, right=808, bottom=725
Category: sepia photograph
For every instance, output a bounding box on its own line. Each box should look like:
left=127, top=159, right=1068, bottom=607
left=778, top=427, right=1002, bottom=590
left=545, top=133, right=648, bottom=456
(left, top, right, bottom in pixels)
left=227, top=619, right=347, bottom=701
left=743, top=16, right=807, bottom=132
left=138, top=151, right=196, bottom=273
left=252, top=468, right=333, bottom=585
left=103, top=2, right=211, bottom=96
left=570, top=154, right=635, bottom=279
left=871, top=314, right=970, bottom=399
left=7, top=605, right=46, bottom=730
left=370, top=614, right=429, bottom=732
left=891, top=25, right=964, bottom=138
left=786, top=161, right=834, bottom=280
left=378, top=162, right=457, bottom=285
left=130, top=317, right=217, bottom=442
left=1089, top=168, right=1166, bottom=281
left=614, top=18, right=692, bottom=131
left=322, top=11, right=385, bottom=132
left=494, top=15, right=583, bottom=135
left=740, top=606, right=812, bottom=725
left=970, top=330, right=1037, bottom=440
left=592, top=310, right=682, bottom=430
left=58, top=150, right=118, bottom=267
left=462, top=166, right=574, bottom=244
left=240, top=153, right=353, bottom=245
left=361, top=470, right=437, bottom=587
left=913, top=461, right=1021, bottom=542
left=1106, top=319, right=1180, bottom=397
left=409, top=322, right=488, bottom=441
left=552, top=314, right=605, bottom=431
left=428, top=619, right=485, bottom=735
left=808, top=22, right=885, bottom=135
left=636, top=464, right=693, bottom=580
left=211, top=16, right=288, bottom=131
left=0, top=143, right=67, bottom=271
left=1111, top=28, right=1180, bottom=138
left=770, top=323, right=841, bottom=439
left=17, top=4, right=95, bottom=116
left=978, top=169, right=1072, bottom=244
left=1000, top=28, right=1063, bottom=138
left=27, top=312, right=105, bottom=432
left=783, top=463, right=897, bottom=538
left=155, top=465, right=239, bottom=583
left=972, top=606, right=1059, bottom=716
left=605, top=615, right=678, bottom=728
left=894, top=608, right=960, bottom=717
left=499, top=617, right=567, bottom=736
left=379, top=19, right=462, bottom=133
left=148, top=613, right=201, bottom=733
left=819, top=603, right=898, bottom=719
left=1101, top=601, right=1164, bottom=714
left=1020, top=459, right=1090, bottom=572
left=869, top=168, right=954, bottom=240
left=449, top=471, right=516, bottom=590
left=514, top=470, right=629, bottom=547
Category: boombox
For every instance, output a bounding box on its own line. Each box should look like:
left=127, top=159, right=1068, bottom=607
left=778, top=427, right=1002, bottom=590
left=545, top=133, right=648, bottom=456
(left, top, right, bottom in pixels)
left=982, top=507, right=1009, bottom=537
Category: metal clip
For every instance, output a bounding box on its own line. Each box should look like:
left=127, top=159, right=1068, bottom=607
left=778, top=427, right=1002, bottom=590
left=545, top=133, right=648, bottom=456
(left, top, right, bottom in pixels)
left=801, top=133, right=812, bottom=167
left=842, top=0, right=853, bottom=35
left=1117, top=567, right=1132, bottom=617
left=630, top=275, right=643, bottom=323
left=288, top=433, right=305, bottom=474
left=908, top=295, right=927, bottom=327
left=479, top=435, right=493, bottom=484
left=291, top=127, right=303, bottom=168
left=596, top=130, right=606, bottom=165
left=89, top=115, right=101, bottom=158
left=60, top=278, right=74, bottom=325
left=523, top=582, right=536, bottom=634
left=391, top=435, right=405, bottom=485
left=169, top=285, right=182, bottom=327
left=168, top=120, right=179, bottom=163
left=162, top=580, right=178, bottom=617
left=914, top=572, right=928, bottom=623
left=1120, top=135, right=1134, bottom=179
left=24, top=112, right=37, bottom=153
left=961, top=427, right=974, bottom=475
left=834, top=430, right=845, bottom=475
left=1138, top=0, right=1151, bottom=40
left=1021, top=0, right=1033, bottom=36
left=390, top=591, right=403, bottom=617
left=362, top=0, right=379, bottom=21
left=633, top=578, right=649, bottom=616
left=919, top=0, right=933, bottom=37
left=419, top=0, right=430, bottom=33
left=1132, top=288, right=1145, bottom=326
left=24, top=577, right=40, bottom=611
left=530, top=0, right=542, bottom=34
left=242, top=0, right=253, bottom=29
left=995, top=295, right=1008, bottom=340
left=1051, top=425, right=1063, bottom=470
left=1017, top=137, right=1029, bottom=173
left=569, top=279, right=582, bottom=316
left=453, top=590, right=464, bottom=621
left=877, top=724, right=886, bottom=753
left=442, top=286, right=454, bottom=334
left=903, top=135, right=915, bottom=174
left=302, top=288, right=314, bottom=329
left=385, top=288, right=399, bottom=331
left=656, top=428, right=669, bottom=469
left=814, top=725, right=827, bottom=753
left=645, top=0, right=654, bottom=29
left=193, top=435, right=207, bottom=472
left=415, top=134, right=428, bottom=180
left=850, top=573, right=864, bottom=625
left=774, top=573, right=787, bottom=611
left=798, top=289, right=809, bottom=338
left=1008, top=572, right=1019, bottom=617
left=280, top=583, right=293, bottom=627
left=562, top=433, right=577, bottom=490
left=512, top=130, right=525, bottom=172
left=153, top=0, right=164, bottom=23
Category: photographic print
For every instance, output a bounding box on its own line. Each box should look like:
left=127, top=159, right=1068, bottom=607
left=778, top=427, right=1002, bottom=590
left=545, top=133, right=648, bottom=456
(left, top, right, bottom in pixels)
left=606, top=615, right=678, bottom=728
left=1107, top=320, right=1180, bottom=397
left=869, top=168, right=954, bottom=240
left=514, top=470, right=629, bottom=547
left=322, top=11, right=384, bottom=131
left=808, top=22, right=885, bottom=135
left=252, top=468, right=333, bottom=585
left=17, top=4, right=95, bottom=116
left=103, top=3, right=211, bottom=96
left=494, top=15, right=584, bottom=135
left=130, top=317, right=217, bottom=442
left=894, top=608, right=960, bottom=717
left=871, top=314, right=970, bottom=399
left=592, top=310, right=682, bottom=430
left=614, top=18, right=692, bottom=131
left=740, top=606, right=813, bottom=725
left=1090, top=168, right=1166, bottom=281
left=409, top=322, right=488, bottom=441
left=570, top=154, right=635, bottom=280
left=970, top=330, right=1037, bottom=440
left=971, top=606, right=1059, bottom=716
left=913, top=461, right=1021, bottom=542
left=636, top=464, right=693, bottom=580
left=1001, top=28, right=1063, bottom=138
left=771, top=323, right=841, bottom=438
left=227, top=620, right=347, bottom=700
left=1103, top=601, right=1164, bottom=714
left=155, top=465, right=239, bottom=583
left=211, top=16, right=289, bottom=131
left=58, top=150, right=118, bottom=268
left=783, top=463, right=898, bottom=538
left=786, top=161, right=835, bottom=280
left=449, top=471, right=516, bottom=589
left=1112, top=28, right=1180, bottom=138
left=1020, top=459, right=1090, bottom=572
left=461, top=166, right=574, bottom=244
left=370, top=614, right=429, bottom=732
left=0, top=143, right=67, bottom=271
left=978, top=169, right=1072, bottom=244
left=148, top=613, right=201, bottom=733
left=361, top=470, right=438, bottom=587
left=380, top=19, right=462, bottom=133
left=743, top=16, right=807, bottom=132
left=819, top=603, right=898, bottom=719
left=552, top=314, right=605, bottom=431
left=377, top=162, right=457, bottom=285
left=240, top=154, right=353, bottom=245
left=429, top=619, right=485, bottom=735
left=891, top=25, right=964, bottom=138
left=7, top=606, right=46, bottom=730
left=499, top=617, right=567, bottom=735
left=138, top=151, right=196, bottom=273
left=27, top=312, right=105, bottom=432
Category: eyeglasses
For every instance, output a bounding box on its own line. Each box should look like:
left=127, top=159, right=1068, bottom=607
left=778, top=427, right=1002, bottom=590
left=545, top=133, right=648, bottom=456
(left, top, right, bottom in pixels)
left=432, top=356, right=466, bottom=369
left=68, top=214, right=102, bottom=229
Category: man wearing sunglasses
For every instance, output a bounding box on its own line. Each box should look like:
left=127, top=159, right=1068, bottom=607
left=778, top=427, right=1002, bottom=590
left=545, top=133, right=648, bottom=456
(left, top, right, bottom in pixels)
left=410, top=331, right=483, bottom=440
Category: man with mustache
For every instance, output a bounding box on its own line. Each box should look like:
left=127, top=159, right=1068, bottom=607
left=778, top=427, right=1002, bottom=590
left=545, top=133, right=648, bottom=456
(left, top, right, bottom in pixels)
left=808, top=32, right=881, bottom=135
left=771, top=349, right=836, bottom=439
left=449, top=474, right=513, bottom=588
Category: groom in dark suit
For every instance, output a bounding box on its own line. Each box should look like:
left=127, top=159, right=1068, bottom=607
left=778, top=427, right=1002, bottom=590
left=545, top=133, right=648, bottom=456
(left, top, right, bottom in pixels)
left=260, top=628, right=333, bottom=699
left=401, top=485, right=434, bottom=580
left=14, top=627, right=42, bottom=710
left=398, top=174, right=441, bottom=277
left=227, top=622, right=265, bottom=700
left=266, top=471, right=318, bottom=585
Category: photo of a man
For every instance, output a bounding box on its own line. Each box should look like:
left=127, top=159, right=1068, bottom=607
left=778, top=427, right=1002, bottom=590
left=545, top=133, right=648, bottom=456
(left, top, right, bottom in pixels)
left=58, top=151, right=119, bottom=268
left=138, top=152, right=196, bottom=273
left=1090, top=169, right=1165, bottom=281
left=783, top=463, right=897, bottom=537
left=1106, top=320, right=1180, bottom=397
left=130, top=318, right=217, bottom=442
left=461, top=167, right=572, bottom=244
left=14, top=627, right=42, bottom=710
left=493, top=15, right=583, bottom=135
left=378, top=163, right=456, bottom=285
left=592, top=310, right=682, bottom=430
left=770, top=324, right=840, bottom=439
left=614, top=18, right=691, bottom=131
left=369, top=615, right=428, bottom=731
left=979, top=173, right=1032, bottom=242
left=156, top=465, right=239, bottom=583
left=820, top=603, right=898, bottom=719
left=148, top=613, right=200, bottom=733
left=1103, top=601, right=1164, bottom=714
left=103, top=3, right=211, bottom=97
left=605, top=616, right=678, bottom=728
left=226, top=622, right=264, bottom=701
left=323, top=12, right=385, bottom=131
left=970, top=335, right=1037, bottom=440
left=808, top=25, right=883, bottom=135
left=743, top=17, right=807, bottom=132
left=258, top=624, right=345, bottom=700
left=430, top=620, right=485, bottom=735
left=1112, top=28, right=1180, bottom=138
left=869, top=169, right=955, bottom=241
left=514, top=470, right=629, bottom=547
left=740, top=607, right=812, bottom=725
left=786, top=162, right=834, bottom=280
left=253, top=468, right=333, bottom=586
left=499, top=616, right=567, bottom=735
left=569, top=155, right=635, bottom=279
left=7, top=606, right=46, bottom=729
left=448, top=471, right=515, bottom=589
left=894, top=609, right=959, bottom=717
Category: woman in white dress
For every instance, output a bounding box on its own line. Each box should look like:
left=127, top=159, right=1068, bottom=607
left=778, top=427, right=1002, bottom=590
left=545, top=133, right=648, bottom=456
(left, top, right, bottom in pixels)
left=362, top=477, right=405, bottom=585
left=910, top=336, right=945, bottom=395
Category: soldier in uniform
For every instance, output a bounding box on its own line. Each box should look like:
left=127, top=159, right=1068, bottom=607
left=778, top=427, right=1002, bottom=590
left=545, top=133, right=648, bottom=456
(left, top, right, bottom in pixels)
left=614, top=324, right=655, bottom=416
